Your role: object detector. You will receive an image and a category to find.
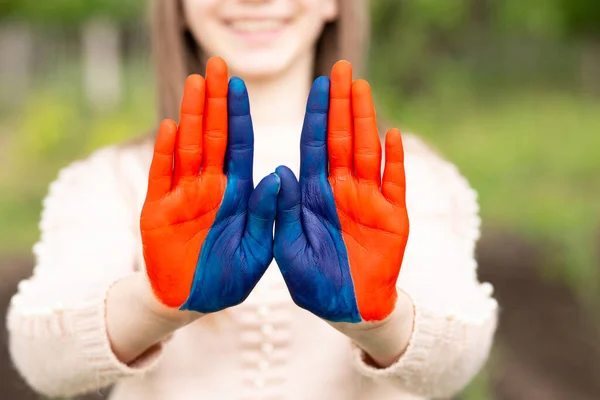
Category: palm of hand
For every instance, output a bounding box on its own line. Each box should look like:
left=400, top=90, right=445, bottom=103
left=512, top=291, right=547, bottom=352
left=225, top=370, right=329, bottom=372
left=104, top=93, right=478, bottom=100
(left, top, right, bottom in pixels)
left=141, top=58, right=279, bottom=313
left=332, top=173, right=409, bottom=314
left=274, top=61, right=409, bottom=323
left=142, top=173, right=227, bottom=308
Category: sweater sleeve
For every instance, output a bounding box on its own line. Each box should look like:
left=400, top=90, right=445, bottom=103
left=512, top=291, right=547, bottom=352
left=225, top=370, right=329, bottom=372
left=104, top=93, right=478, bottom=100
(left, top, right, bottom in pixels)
left=6, top=147, right=161, bottom=398
left=350, top=134, right=498, bottom=398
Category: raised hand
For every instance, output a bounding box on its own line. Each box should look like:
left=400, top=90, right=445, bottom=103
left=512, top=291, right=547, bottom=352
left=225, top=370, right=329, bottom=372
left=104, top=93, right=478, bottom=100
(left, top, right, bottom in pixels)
left=140, top=57, right=279, bottom=314
left=273, top=61, right=409, bottom=323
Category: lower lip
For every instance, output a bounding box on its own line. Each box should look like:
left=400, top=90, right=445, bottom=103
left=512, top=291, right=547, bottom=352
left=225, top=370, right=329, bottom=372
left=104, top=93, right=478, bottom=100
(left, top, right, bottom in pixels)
left=228, top=24, right=287, bottom=45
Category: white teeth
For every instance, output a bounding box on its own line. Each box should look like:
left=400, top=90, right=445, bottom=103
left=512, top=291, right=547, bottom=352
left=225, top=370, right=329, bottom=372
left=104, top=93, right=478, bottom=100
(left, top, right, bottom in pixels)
left=230, top=20, right=285, bottom=32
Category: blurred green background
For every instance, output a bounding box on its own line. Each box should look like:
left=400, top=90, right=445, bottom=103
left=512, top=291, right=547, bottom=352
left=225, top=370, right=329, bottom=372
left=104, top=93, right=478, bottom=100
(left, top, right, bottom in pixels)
left=0, top=1, right=599, bottom=399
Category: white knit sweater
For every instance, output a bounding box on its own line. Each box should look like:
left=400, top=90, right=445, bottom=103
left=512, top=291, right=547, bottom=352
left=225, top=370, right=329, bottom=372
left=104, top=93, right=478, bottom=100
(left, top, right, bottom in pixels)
left=7, top=125, right=497, bottom=400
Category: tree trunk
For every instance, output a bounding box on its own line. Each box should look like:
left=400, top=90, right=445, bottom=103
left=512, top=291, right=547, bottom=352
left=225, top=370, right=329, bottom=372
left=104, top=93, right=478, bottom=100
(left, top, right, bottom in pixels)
left=0, top=22, right=33, bottom=107
left=82, top=18, right=122, bottom=111
left=580, top=37, right=600, bottom=97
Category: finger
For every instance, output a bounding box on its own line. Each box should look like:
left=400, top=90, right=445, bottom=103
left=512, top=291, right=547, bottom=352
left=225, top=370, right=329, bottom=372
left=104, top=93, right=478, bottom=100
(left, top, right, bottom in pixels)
left=382, top=128, right=407, bottom=206
left=147, top=119, right=177, bottom=202
left=300, top=76, right=330, bottom=180
left=203, top=56, right=229, bottom=174
left=274, top=165, right=305, bottom=242
left=352, top=79, right=382, bottom=185
left=174, top=74, right=205, bottom=183
left=328, top=60, right=353, bottom=177
left=225, top=77, right=254, bottom=181
left=245, top=173, right=280, bottom=249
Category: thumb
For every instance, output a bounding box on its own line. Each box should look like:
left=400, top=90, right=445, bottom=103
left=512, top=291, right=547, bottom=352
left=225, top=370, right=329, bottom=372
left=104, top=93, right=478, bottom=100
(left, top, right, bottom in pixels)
left=274, top=165, right=305, bottom=255
left=245, top=173, right=280, bottom=250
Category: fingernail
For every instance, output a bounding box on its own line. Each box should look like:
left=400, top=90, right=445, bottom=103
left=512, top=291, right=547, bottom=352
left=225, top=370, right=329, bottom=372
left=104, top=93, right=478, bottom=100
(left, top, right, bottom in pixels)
left=272, top=172, right=281, bottom=194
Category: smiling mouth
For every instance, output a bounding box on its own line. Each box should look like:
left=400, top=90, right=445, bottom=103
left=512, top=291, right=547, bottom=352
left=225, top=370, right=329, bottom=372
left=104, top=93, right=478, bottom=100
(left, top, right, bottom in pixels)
left=226, top=19, right=290, bottom=33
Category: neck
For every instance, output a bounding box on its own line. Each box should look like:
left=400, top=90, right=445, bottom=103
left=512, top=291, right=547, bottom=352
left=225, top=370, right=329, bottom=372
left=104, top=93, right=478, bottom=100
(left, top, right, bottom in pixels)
left=236, top=53, right=314, bottom=129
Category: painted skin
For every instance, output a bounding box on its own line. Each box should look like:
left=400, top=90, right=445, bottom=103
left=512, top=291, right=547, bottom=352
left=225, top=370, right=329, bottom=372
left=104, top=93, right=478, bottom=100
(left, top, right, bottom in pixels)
left=140, top=57, right=280, bottom=313
left=274, top=61, right=409, bottom=323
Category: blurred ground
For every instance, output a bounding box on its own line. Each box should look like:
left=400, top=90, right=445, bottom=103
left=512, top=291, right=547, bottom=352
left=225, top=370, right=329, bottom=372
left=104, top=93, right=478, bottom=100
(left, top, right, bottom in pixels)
left=476, top=228, right=600, bottom=400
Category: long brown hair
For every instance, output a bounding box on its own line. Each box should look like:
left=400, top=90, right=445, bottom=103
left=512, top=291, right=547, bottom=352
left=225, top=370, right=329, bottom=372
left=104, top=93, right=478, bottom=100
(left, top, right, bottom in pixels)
left=150, top=0, right=371, bottom=122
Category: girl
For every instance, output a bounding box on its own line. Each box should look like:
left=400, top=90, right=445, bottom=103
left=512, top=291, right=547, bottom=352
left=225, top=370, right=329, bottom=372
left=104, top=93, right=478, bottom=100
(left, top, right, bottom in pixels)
left=7, top=1, right=498, bottom=399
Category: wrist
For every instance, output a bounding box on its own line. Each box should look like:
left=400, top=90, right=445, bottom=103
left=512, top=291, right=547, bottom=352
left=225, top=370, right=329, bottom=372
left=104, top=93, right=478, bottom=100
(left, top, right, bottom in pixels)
left=134, top=272, right=201, bottom=328
left=331, top=289, right=415, bottom=368
left=106, top=273, right=200, bottom=365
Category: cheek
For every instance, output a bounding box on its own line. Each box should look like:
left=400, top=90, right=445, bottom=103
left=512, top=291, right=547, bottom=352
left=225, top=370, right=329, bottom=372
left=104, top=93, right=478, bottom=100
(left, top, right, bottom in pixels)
left=296, top=0, right=337, bottom=21
left=282, top=9, right=328, bottom=60
left=181, top=0, right=222, bottom=46
left=293, top=13, right=327, bottom=45
left=291, top=0, right=335, bottom=44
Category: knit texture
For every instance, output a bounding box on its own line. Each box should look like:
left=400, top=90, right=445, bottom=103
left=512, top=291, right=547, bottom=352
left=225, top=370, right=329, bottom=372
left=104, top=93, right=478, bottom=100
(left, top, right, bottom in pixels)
left=7, top=126, right=497, bottom=400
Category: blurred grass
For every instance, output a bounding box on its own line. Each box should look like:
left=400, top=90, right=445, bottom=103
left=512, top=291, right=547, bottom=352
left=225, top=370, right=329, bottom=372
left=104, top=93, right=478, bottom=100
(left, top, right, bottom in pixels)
left=0, top=57, right=154, bottom=254
left=372, top=70, right=600, bottom=301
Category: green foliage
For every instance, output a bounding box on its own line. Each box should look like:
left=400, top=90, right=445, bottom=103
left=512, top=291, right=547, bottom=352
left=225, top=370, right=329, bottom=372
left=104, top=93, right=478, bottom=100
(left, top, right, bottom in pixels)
left=493, top=0, right=566, bottom=38
left=0, top=57, right=154, bottom=253
left=3, top=0, right=599, bottom=39
left=373, top=79, right=600, bottom=299
left=0, top=0, right=145, bottom=26
left=0, top=0, right=17, bottom=16
left=371, top=0, right=600, bottom=40
left=369, top=0, right=472, bottom=101
left=372, top=0, right=470, bottom=33
left=559, top=0, right=600, bottom=37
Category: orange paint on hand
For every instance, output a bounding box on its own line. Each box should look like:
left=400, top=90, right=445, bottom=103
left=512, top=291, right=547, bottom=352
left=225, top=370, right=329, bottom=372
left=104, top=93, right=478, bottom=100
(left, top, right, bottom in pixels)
left=328, top=61, right=409, bottom=321
left=140, top=57, right=230, bottom=308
